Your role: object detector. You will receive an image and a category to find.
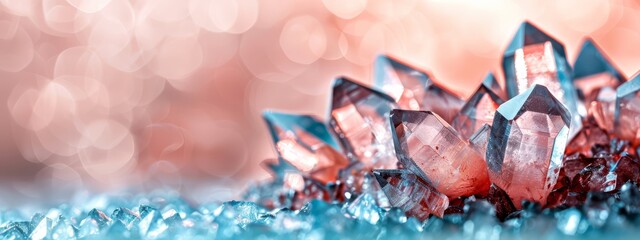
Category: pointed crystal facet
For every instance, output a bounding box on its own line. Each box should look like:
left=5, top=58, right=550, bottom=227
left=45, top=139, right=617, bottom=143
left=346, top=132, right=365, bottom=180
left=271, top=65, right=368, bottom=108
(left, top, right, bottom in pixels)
left=138, top=206, right=168, bottom=239
left=502, top=21, right=581, bottom=139
left=589, top=86, right=617, bottom=132
left=390, top=109, right=490, bottom=198
left=487, top=84, right=571, bottom=208
left=342, top=193, right=383, bottom=224
left=329, top=77, right=399, bottom=168
left=373, top=169, right=449, bottom=220
left=573, top=38, right=625, bottom=106
left=373, top=55, right=464, bottom=122
left=469, top=124, right=491, bottom=159
left=614, top=74, right=640, bottom=145
left=263, top=111, right=348, bottom=183
left=452, top=73, right=505, bottom=139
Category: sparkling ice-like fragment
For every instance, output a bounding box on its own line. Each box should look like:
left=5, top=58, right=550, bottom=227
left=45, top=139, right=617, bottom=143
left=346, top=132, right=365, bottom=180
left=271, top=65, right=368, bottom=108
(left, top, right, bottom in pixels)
left=502, top=21, right=581, bottom=139
left=487, top=84, right=571, bottom=208
left=330, top=77, right=399, bottom=168
left=390, top=109, right=490, bottom=198
left=452, top=73, right=504, bottom=139
left=264, top=111, right=348, bottom=183
left=374, top=55, right=464, bottom=122
left=373, top=169, right=449, bottom=220
left=614, top=73, right=640, bottom=145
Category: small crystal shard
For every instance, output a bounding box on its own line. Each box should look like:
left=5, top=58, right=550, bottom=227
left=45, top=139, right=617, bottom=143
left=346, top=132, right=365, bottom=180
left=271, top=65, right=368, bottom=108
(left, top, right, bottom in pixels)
left=373, top=55, right=464, bottom=122
left=614, top=73, right=640, bottom=145
left=589, top=86, right=617, bottom=132
left=487, top=184, right=517, bottom=221
left=390, top=109, right=490, bottom=198
left=452, top=73, right=505, bottom=139
left=573, top=38, right=625, bottom=106
left=263, top=111, right=348, bottom=183
left=138, top=206, right=168, bottom=239
left=487, top=84, right=571, bottom=208
left=342, top=193, right=383, bottom=224
left=373, top=169, right=449, bottom=220
left=502, top=21, right=582, bottom=139
left=329, top=77, right=399, bottom=168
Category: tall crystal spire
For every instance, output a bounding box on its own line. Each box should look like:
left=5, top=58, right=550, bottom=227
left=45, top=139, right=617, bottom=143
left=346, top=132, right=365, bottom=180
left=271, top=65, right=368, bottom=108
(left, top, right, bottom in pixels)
left=614, top=73, right=640, bottom=145
left=487, top=84, right=571, bottom=208
left=263, top=111, right=348, bottom=183
left=373, top=55, right=464, bottom=123
left=502, top=21, right=581, bottom=139
left=329, top=77, right=399, bottom=169
left=389, top=109, right=490, bottom=198
left=452, top=73, right=505, bottom=139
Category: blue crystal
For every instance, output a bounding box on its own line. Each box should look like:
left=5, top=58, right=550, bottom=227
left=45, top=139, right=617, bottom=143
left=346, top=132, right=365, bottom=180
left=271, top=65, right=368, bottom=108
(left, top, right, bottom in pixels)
left=50, top=216, right=76, bottom=239
left=573, top=38, right=625, bottom=83
left=342, top=193, right=383, bottom=224
left=452, top=73, right=505, bottom=139
left=138, top=206, right=168, bottom=238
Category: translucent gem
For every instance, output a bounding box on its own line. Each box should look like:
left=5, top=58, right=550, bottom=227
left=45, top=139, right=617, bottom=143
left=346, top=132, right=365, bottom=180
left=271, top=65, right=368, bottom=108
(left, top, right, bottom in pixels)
left=614, top=73, right=640, bottom=145
left=329, top=77, right=399, bottom=168
left=487, top=84, right=571, bottom=208
left=29, top=216, right=51, bottom=240
left=0, top=226, right=27, bottom=240
left=213, top=201, right=265, bottom=227
left=51, top=217, right=76, bottom=240
left=390, top=109, right=490, bottom=198
left=589, top=86, right=616, bottom=132
left=373, top=169, right=449, bottom=220
left=342, top=193, right=383, bottom=224
left=573, top=38, right=625, bottom=106
left=566, top=121, right=608, bottom=156
left=469, top=124, right=491, bottom=159
left=373, top=55, right=464, bottom=122
left=502, top=21, right=581, bottom=139
left=452, top=73, right=505, bottom=139
left=138, top=206, right=168, bottom=238
left=263, top=111, right=348, bottom=183
left=111, top=208, right=140, bottom=229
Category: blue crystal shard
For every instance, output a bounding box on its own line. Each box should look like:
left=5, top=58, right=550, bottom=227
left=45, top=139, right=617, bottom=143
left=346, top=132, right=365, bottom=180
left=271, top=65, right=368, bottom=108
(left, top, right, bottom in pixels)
left=0, top=225, right=27, bottom=240
left=614, top=73, right=640, bottom=145
left=373, top=55, right=464, bottom=123
left=573, top=39, right=625, bottom=99
left=487, top=84, right=571, bottom=208
left=342, top=193, right=383, bottom=224
left=452, top=73, right=505, bottom=139
left=51, top=216, right=76, bottom=239
left=111, top=207, right=140, bottom=229
left=502, top=21, right=582, bottom=139
left=329, top=77, right=399, bottom=168
left=138, top=206, right=168, bottom=238
left=263, top=111, right=341, bottom=151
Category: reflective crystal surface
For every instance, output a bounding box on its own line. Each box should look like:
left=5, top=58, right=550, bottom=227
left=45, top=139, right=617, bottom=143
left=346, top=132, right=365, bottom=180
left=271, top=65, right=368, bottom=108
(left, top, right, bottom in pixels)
left=469, top=123, right=491, bottom=159
left=373, top=55, right=464, bottom=123
left=589, top=86, right=617, bottom=132
left=390, top=109, right=490, bottom=198
left=614, top=74, right=640, bottom=145
left=573, top=38, right=625, bottom=107
left=487, top=85, right=571, bottom=208
left=373, top=169, right=449, bottom=220
left=502, top=21, right=582, bottom=139
left=329, top=77, right=399, bottom=169
left=452, top=73, right=505, bottom=139
left=264, top=111, right=348, bottom=183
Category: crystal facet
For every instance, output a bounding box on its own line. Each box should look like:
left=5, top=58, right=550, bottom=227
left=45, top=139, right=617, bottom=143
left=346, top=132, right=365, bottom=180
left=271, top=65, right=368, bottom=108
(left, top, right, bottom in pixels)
left=373, top=169, right=449, bottom=220
left=329, top=77, right=399, bottom=169
left=502, top=21, right=581, bottom=139
left=264, top=111, right=348, bottom=183
left=614, top=74, right=640, bottom=145
left=390, top=109, right=490, bottom=198
left=452, top=73, right=505, bottom=139
left=373, top=55, right=464, bottom=123
left=487, top=84, right=571, bottom=208
left=573, top=38, right=625, bottom=106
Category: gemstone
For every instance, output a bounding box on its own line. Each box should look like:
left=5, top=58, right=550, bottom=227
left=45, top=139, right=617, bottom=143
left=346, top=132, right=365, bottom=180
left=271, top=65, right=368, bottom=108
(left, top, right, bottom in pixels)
left=373, top=55, right=464, bottom=123
left=390, top=109, right=490, bottom=198
left=329, top=77, right=399, bottom=169
left=469, top=123, right=491, bottom=159
left=138, top=206, right=168, bottom=238
left=566, top=121, right=609, bottom=156
left=263, top=111, right=348, bottom=183
left=342, top=193, right=383, bottom=224
left=589, top=86, right=617, bottom=132
left=614, top=73, right=640, bottom=145
left=573, top=38, right=625, bottom=106
left=372, top=169, right=449, bottom=220
left=487, top=84, right=571, bottom=208
left=452, top=73, right=505, bottom=139
left=502, top=21, right=582, bottom=139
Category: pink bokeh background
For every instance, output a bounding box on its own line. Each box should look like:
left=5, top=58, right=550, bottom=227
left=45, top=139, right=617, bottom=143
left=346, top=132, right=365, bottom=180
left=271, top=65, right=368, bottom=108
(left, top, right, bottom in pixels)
left=0, top=0, right=639, bottom=203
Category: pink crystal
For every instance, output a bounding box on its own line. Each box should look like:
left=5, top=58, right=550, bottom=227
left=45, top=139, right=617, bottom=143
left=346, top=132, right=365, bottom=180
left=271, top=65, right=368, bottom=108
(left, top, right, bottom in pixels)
left=390, top=109, right=490, bottom=198
left=329, top=77, right=399, bottom=169
left=452, top=73, right=504, bottom=139
left=614, top=74, right=640, bottom=145
left=373, top=169, right=449, bottom=220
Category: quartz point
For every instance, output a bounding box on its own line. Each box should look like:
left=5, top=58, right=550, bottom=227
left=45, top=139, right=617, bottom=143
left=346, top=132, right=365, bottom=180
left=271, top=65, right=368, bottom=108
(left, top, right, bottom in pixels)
left=372, top=169, right=449, bottom=220
left=502, top=21, right=582, bottom=139
left=588, top=86, right=617, bottom=132
left=614, top=73, right=640, bottom=145
left=373, top=55, right=464, bottom=123
left=329, top=77, right=399, bottom=169
left=487, top=84, right=571, bottom=208
left=264, top=111, right=348, bottom=183
left=573, top=38, right=625, bottom=106
left=452, top=73, right=505, bottom=139
left=390, top=109, right=490, bottom=198
left=469, top=123, right=491, bottom=159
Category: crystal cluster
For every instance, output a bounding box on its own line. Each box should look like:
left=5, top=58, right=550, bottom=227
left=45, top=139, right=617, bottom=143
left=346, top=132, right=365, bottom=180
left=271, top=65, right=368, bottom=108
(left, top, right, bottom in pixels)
left=246, top=20, right=640, bottom=235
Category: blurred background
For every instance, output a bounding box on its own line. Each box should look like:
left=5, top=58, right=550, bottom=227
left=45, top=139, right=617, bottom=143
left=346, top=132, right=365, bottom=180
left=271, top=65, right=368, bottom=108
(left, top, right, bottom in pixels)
left=0, top=0, right=639, bottom=205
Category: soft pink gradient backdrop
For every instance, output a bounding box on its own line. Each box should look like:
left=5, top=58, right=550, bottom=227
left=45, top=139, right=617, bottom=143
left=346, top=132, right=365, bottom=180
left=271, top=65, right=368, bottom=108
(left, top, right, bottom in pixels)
left=0, top=0, right=639, bottom=202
